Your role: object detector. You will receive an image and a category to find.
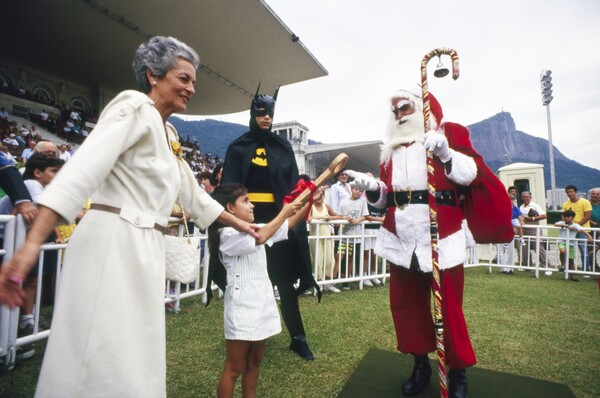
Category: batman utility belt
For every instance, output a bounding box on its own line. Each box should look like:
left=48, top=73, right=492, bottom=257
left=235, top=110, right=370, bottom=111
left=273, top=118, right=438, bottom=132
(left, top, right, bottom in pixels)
left=248, top=193, right=275, bottom=203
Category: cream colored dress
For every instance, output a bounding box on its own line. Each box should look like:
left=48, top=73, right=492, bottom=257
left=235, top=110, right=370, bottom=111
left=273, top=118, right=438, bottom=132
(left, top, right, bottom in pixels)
left=35, top=90, right=224, bottom=398
left=309, top=204, right=335, bottom=280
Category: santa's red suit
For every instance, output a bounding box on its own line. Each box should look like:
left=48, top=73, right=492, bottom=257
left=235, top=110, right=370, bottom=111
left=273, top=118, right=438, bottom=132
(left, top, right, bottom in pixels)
left=368, top=91, right=481, bottom=370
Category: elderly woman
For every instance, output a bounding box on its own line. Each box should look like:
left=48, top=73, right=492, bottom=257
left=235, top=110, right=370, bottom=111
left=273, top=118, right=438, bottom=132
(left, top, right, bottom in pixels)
left=0, top=36, right=257, bottom=397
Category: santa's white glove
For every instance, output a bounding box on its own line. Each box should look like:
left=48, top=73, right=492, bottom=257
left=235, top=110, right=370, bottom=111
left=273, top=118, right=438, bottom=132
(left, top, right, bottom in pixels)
left=424, top=130, right=453, bottom=163
left=346, top=170, right=379, bottom=191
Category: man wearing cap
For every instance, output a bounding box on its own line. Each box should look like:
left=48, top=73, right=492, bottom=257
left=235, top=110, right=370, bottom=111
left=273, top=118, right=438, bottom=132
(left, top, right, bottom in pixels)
left=349, top=87, right=493, bottom=398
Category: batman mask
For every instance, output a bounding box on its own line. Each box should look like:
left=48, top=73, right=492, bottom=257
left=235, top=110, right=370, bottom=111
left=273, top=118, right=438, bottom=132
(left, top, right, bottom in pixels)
left=249, top=84, right=279, bottom=133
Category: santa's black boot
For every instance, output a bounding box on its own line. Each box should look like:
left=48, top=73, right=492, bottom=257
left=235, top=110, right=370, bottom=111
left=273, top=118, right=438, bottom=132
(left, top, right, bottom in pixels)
left=402, top=355, right=431, bottom=396
left=449, top=368, right=469, bottom=398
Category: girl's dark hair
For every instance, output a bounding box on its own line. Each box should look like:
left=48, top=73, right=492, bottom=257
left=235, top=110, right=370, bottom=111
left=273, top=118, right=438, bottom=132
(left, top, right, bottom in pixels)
left=206, top=183, right=248, bottom=303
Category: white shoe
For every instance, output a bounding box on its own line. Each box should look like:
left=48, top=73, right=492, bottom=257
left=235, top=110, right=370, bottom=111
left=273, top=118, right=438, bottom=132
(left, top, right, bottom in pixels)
left=325, top=285, right=340, bottom=293
left=363, top=279, right=373, bottom=287
left=372, top=278, right=381, bottom=285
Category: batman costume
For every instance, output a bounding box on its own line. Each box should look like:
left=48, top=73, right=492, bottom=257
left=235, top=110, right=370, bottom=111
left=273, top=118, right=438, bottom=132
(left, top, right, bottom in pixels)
left=221, top=87, right=319, bottom=360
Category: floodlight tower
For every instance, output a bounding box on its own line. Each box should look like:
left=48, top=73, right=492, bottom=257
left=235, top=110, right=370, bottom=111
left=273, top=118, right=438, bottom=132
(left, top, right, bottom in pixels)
left=540, top=69, right=557, bottom=210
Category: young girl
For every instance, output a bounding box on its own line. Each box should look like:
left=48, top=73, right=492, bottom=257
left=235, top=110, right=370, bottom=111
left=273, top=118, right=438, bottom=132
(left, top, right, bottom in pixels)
left=208, top=183, right=307, bottom=398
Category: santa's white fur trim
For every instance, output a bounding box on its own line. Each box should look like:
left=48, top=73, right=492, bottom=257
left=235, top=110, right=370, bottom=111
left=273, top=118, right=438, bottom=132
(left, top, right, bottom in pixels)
left=446, top=150, right=477, bottom=185
left=375, top=218, right=473, bottom=272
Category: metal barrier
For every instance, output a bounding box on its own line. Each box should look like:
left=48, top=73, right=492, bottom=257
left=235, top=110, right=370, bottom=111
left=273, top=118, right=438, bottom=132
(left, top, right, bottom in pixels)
left=465, top=225, right=600, bottom=279
left=1, top=215, right=598, bottom=372
left=0, top=215, right=67, bottom=370
left=308, top=220, right=388, bottom=291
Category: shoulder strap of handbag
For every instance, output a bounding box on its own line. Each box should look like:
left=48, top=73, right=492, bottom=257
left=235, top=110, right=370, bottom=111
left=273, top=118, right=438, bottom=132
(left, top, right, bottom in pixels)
left=177, top=192, right=192, bottom=243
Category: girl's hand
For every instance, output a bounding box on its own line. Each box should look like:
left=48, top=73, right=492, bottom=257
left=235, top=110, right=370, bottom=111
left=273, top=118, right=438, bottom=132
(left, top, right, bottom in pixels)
left=282, top=202, right=303, bottom=218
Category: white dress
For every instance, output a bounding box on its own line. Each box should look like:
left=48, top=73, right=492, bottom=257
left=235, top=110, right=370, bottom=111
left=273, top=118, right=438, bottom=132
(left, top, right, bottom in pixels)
left=219, top=221, right=288, bottom=340
left=35, top=91, right=224, bottom=398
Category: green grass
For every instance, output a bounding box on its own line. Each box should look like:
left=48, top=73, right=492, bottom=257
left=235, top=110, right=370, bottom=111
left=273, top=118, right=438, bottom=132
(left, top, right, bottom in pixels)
left=1, top=267, right=599, bottom=397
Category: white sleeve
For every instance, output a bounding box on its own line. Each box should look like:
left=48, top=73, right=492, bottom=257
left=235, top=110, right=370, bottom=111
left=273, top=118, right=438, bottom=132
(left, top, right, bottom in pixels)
left=218, top=226, right=259, bottom=257
left=266, top=220, right=289, bottom=247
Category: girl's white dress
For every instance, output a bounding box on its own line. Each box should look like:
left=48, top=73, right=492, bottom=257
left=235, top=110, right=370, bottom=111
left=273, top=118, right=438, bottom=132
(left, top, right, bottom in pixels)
left=219, top=221, right=288, bottom=340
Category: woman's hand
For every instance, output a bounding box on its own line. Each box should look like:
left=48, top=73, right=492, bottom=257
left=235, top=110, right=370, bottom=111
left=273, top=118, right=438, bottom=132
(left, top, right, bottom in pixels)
left=0, top=241, right=40, bottom=307
left=218, top=210, right=260, bottom=239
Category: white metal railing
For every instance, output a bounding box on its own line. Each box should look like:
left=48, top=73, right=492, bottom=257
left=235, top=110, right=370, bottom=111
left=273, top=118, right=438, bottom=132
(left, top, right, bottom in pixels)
left=466, top=225, right=600, bottom=279
left=1, top=214, right=598, bottom=371
left=307, top=220, right=388, bottom=291
left=0, top=215, right=68, bottom=370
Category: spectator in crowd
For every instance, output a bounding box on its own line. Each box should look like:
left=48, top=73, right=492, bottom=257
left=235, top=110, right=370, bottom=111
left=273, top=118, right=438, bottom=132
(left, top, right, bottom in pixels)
left=364, top=185, right=385, bottom=285
left=328, top=168, right=351, bottom=214
left=35, top=141, right=59, bottom=157
left=555, top=209, right=593, bottom=281
left=519, top=191, right=548, bottom=268
left=30, top=125, right=43, bottom=141
left=40, top=109, right=49, bottom=121
left=0, top=154, right=65, bottom=337
left=198, top=170, right=214, bottom=193
left=69, top=109, right=81, bottom=122
left=14, top=133, right=26, bottom=147
left=0, top=143, right=17, bottom=165
left=0, top=106, right=9, bottom=121
left=588, top=187, right=600, bottom=268
left=21, top=140, right=36, bottom=163
left=63, top=119, right=76, bottom=135
left=81, top=125, right=90, bottom=137
left=211, top=162, right=223, bottom=189
left=20, top=124, right=30, bottom=135
left=508, top=186, right=526, bottom=246
left=337, top=182, right=369, bottom=289
left=0, top=151, right=37, bottom=224
left=562, top=185, right=592, bottom=272
left=3, top=133, right=19, bottom=146
left=58, top=143, right=71, bottom=162
left=0, top=35, right=258, bottom=397
left=308, top=186, right=344, bottom=293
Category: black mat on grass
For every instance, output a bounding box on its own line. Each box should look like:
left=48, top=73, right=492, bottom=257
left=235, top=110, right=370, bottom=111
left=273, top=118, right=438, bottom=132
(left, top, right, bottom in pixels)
left=338, top=349, right=575, bottom=398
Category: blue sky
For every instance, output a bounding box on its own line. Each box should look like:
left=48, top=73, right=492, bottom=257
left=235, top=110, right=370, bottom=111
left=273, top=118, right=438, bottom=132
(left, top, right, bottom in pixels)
left=191, top=0, right=600, bottom=170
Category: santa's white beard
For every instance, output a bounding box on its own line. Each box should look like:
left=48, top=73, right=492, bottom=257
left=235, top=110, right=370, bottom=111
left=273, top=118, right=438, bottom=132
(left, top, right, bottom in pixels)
left=381, top=111, right=425, bottom=161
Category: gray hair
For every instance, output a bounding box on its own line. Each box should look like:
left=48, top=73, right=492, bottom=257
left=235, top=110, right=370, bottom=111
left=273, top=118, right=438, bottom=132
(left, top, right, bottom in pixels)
left=132, top=36, right=200, bottom=93
left=34, top=141, right=59, bottom=157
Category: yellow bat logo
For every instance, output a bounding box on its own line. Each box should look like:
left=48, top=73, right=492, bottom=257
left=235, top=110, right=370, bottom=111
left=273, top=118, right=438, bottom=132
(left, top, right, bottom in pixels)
left=251, top=147, right=268, bottom=167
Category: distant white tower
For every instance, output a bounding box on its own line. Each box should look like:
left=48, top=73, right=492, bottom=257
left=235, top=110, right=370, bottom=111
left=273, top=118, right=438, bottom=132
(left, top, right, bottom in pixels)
left=272, top=121, right=309, bottom=175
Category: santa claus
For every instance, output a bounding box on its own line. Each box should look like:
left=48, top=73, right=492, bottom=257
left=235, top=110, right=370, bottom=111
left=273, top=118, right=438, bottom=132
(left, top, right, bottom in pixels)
left=348, top=86, right=485, bottom=398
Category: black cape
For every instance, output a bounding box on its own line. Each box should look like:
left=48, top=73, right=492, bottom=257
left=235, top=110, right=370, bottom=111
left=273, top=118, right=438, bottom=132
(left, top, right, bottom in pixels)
left=216, top=129, right=320, bottom=297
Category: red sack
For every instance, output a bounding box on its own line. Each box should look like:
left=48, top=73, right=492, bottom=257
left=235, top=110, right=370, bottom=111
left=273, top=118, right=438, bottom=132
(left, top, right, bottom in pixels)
left=460, top=163, right=514, bottom=244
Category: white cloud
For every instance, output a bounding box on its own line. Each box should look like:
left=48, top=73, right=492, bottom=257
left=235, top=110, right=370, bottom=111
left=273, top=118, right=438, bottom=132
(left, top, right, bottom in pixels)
left=194, top=0, right=600, bottom=170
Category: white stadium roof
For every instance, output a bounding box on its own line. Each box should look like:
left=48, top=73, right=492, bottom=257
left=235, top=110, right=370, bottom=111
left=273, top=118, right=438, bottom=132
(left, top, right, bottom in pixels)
left=0, top=0, right=328, bottom=115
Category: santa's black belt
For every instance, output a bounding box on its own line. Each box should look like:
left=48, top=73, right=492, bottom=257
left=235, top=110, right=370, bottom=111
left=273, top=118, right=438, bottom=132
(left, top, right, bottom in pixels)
left=387, top=190, right=457, bottom=207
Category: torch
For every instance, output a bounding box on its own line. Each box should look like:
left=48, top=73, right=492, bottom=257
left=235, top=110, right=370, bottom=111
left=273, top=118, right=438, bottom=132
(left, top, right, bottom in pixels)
left=420, top=47, right=459, bottom=398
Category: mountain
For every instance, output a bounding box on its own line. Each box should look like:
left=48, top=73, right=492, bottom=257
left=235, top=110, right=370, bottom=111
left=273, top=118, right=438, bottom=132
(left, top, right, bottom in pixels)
left=168, top=117, right=324, bottom=158
left=169, top=113, right=600, bottom=192
left=467, top=112, right=600, bottom=192
left=168, top=118, right=247, bottom=157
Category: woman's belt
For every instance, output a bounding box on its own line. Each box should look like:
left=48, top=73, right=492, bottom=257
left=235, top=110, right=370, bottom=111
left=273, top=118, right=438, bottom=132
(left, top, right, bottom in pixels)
left=386, top=190, right=457, bottom=208
left=248, top=192, right=275, bottom=203
left=89, top=203, right=168, bottom=233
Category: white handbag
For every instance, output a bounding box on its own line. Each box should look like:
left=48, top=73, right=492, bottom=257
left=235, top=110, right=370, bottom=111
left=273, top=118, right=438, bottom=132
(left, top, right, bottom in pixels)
left=164, top=194, right=201, bottom=284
